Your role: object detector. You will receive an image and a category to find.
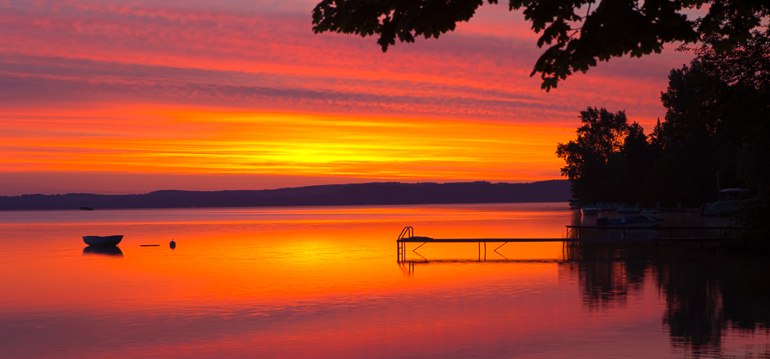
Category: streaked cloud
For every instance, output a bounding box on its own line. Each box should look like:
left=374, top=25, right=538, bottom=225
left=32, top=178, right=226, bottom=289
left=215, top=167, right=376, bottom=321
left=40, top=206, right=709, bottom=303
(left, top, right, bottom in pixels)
left=0, top=0, right=693, bottom=194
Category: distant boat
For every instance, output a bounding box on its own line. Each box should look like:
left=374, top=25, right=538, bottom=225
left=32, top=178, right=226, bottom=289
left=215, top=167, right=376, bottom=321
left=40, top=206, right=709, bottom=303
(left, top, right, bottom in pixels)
left=83, top=235, right=123, bottom=247
left=581, top=206, right=600, bottom=215
left=596, top=215, right=665, bottom=227
left=81, top=207, right=94, bottom=211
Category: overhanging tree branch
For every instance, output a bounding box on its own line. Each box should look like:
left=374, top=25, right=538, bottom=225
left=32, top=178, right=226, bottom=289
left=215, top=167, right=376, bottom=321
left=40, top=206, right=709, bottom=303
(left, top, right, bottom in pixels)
left=311, top=0, right=770, bottom=91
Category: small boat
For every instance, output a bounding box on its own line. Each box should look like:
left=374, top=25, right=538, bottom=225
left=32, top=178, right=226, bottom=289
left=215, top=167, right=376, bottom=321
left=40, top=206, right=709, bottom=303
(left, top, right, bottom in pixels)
left=702, top=188, right=749, bottom=216
left=581, top=206, right=600, bottom=215
left=83, top=235, right=123, bottom=247
left=596, top=215, right=665, bottom=227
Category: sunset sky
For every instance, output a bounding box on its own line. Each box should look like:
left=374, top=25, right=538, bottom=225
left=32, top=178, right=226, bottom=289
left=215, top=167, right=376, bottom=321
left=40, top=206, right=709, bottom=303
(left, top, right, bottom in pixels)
left=0, top=0, right=695, bottom=195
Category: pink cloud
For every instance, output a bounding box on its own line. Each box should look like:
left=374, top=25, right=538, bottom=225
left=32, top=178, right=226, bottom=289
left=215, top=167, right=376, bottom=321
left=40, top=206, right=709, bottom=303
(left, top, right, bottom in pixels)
left=0, top=1, right=689, bottom=126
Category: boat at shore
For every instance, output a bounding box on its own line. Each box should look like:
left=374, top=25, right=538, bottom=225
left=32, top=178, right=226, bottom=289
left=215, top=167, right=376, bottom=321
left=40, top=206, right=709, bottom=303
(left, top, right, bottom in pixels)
left=702, top=188, right=749, bottom=216
left=596, top=215, right=665, bottom=227
left=581, top=206, right=600, bottom=215
left=83, top=235, right=123, bottom=247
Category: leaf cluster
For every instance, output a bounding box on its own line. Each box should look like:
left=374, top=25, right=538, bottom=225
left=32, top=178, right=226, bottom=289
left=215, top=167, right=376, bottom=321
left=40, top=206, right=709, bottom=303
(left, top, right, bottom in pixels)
left=312, top=0, right=491, bottom=50
left=312, top=0, right=769, bottom=90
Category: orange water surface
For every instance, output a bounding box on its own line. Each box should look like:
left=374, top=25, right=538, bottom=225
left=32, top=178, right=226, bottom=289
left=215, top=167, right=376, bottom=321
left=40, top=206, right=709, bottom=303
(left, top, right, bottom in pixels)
left=0, top=203, right=766, bottom=358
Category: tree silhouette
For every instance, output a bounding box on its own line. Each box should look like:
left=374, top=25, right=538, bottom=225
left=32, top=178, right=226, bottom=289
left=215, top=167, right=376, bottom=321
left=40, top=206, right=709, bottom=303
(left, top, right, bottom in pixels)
left=650, top=30, right=770, bottom=206
left=556, top=107, right=645, bottom=204
left=312, top=0, right=769, bottom=90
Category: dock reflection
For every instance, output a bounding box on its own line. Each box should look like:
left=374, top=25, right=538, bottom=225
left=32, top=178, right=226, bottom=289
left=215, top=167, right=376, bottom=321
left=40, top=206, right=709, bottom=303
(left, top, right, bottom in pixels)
left=398, top=258, right=561, bottom=276
left=82, top=246, right=124, bottom=257
left=397, top=240, right=770, bottom=357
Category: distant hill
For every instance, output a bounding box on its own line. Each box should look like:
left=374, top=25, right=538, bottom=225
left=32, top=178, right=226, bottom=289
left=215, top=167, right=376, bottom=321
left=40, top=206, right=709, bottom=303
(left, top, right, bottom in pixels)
left=0, top=180, right=571, bottom=210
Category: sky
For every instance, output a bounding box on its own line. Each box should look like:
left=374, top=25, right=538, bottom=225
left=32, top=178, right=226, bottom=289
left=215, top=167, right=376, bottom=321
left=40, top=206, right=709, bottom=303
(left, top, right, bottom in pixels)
left=0, top=0, right=695, bottom=195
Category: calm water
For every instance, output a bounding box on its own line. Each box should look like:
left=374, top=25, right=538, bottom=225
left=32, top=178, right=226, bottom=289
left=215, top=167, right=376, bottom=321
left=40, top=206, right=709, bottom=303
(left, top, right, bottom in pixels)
left=0, top=203, right=767, bottom=358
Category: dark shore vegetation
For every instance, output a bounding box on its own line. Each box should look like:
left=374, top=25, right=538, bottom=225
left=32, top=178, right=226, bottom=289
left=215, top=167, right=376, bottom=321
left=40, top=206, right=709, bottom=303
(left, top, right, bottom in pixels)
left=557, top=31, right=770, bottom=251
left=557, top=30, right=770, bottom=208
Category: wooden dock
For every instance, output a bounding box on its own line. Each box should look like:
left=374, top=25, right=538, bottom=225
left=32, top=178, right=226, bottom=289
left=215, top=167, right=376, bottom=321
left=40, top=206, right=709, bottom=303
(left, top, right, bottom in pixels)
left=566, top=225, right=733, bottom=239
left=396, top=225, right=732, bottom=262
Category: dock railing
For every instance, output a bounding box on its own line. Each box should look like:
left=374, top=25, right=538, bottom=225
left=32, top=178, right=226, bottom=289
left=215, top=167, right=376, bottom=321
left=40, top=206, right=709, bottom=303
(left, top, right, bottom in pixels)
left=398, top=226, right=414, bottom=240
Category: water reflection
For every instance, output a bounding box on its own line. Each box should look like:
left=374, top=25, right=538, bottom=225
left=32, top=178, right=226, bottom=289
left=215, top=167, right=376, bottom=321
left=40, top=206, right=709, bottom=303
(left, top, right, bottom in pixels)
left=562, top=242, right=652, bottom=310
left=2, top=205, right=767, bottom=358
left=402, top=234, right=769, bottom=356
left=565, top=242, right=770, bottom=356
left=82, top=246, right=124, bottom=257
left=398, top=258, right=561, bottom=277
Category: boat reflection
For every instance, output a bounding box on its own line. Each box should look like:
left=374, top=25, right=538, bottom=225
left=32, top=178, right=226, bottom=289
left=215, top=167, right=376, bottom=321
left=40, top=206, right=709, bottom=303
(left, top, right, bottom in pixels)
left=82, top=246, right=124, bottom=257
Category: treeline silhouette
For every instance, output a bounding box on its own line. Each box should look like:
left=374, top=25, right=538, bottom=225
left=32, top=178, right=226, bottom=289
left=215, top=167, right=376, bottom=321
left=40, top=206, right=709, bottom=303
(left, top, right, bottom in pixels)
left=0, top=180, right=570, bottom=210
left=557, top=31, right=770, bottom=208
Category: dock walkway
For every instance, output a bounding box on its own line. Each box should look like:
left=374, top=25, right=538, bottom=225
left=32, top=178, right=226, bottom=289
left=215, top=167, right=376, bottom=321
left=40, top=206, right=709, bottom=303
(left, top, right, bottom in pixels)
left=396, top=225, right=733, bottom=262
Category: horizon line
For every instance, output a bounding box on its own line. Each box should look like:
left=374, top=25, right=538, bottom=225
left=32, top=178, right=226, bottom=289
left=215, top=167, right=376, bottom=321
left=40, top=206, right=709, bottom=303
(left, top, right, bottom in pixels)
left=2, top=179, right=568, bottom=197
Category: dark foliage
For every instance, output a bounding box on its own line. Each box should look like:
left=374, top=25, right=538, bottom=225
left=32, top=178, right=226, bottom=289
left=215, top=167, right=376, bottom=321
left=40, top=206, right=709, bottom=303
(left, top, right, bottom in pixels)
left=650, top=30, right=770, bottom=205
left=556, top=107, right=656, bottom=205
left=559, top=30, right=770, bottom=209
left=312, top=0, right=769, bottom=90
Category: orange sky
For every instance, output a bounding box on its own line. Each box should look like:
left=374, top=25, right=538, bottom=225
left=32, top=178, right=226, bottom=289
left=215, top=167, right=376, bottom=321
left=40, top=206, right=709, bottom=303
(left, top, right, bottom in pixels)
left=0, top=0, right=695, bottom=195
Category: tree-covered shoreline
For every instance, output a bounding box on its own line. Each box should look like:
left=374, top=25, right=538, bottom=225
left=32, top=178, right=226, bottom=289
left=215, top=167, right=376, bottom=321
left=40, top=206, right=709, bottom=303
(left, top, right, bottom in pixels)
left=557, top=30, right=770, bottom=210
left=557, top=31, right=770, bottom=250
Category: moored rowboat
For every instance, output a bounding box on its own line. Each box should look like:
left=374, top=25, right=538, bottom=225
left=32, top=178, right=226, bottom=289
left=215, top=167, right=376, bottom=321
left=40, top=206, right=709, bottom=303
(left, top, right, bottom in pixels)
left=83, top=235, right=123, bottom=247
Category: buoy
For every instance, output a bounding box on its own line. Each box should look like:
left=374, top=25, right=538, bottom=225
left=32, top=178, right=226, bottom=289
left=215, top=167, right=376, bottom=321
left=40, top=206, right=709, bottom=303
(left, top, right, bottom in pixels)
left=170, top=239, right=176, bottom=249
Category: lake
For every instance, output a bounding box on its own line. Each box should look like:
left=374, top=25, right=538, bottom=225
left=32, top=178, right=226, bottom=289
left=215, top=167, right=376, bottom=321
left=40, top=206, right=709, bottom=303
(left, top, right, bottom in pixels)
left=1, top=203, right=767, bottom=358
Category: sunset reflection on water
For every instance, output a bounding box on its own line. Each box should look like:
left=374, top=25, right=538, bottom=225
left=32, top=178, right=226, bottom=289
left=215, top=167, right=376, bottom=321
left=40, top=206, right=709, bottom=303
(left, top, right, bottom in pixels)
left=0, top=204, right=767, bottom=358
